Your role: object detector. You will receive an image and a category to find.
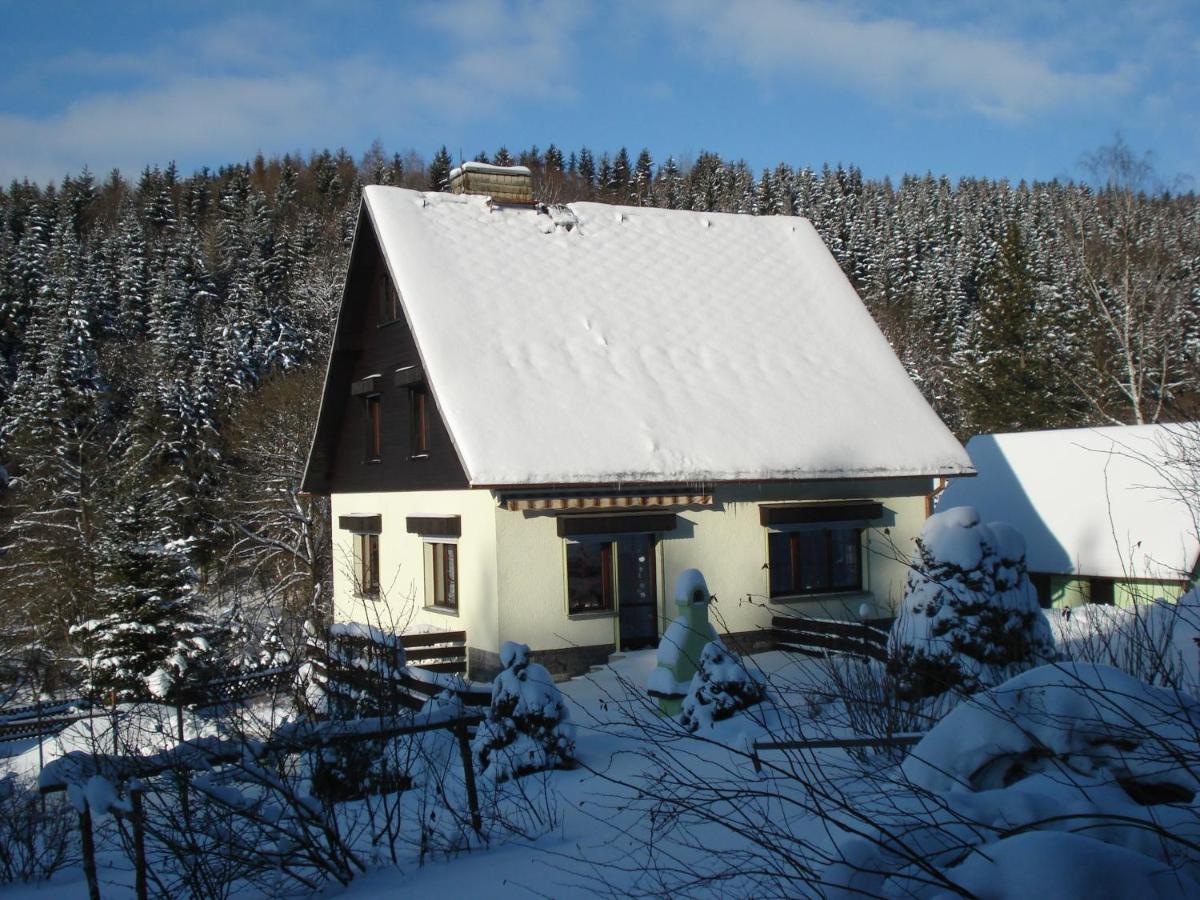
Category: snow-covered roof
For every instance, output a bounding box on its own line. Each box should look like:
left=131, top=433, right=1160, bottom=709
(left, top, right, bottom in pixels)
left=362, top=186, right=972, bottom=486
left=939, top=425, right=1200, bottom=580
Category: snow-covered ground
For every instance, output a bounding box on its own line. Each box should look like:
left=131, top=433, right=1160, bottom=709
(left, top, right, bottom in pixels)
left=4, top=636, right=1200, bottom=898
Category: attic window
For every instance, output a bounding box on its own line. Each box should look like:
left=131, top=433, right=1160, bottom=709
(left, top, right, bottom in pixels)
left=365, top=394, right=382, bottom=462
left=377, top=272, right=400, bottom=323
left=410, top=385, right=429, bottom=456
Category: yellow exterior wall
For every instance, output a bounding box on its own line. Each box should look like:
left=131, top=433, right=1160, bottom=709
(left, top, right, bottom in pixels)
left=329, top=490, right=500, bottom=652
left=330, top=478, right=934, bottom=656
left=491, top=479, right=932, bottom=652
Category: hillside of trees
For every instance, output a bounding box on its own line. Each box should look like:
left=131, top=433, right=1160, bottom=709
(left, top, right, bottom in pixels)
left=0, top=140, right=1196, bottom=693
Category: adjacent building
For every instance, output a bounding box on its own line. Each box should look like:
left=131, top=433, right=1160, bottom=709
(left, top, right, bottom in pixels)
left=939, top=424, right=1200, bottom=607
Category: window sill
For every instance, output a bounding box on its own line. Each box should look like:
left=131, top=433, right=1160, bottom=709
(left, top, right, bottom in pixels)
left=568, top=609, right=615, bottom=620
left=356, top=592, right=381, bottom=601
left=425, top=604, right=459, bottom=617
left=772, top=590, right=873, bottom=605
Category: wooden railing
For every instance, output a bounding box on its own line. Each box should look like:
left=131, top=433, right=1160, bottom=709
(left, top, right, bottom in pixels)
left=772, top=615, right=890, bottom=662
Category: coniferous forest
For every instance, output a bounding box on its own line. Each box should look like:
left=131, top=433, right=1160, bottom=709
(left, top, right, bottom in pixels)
left=1, top=140, right=1197, bottom=694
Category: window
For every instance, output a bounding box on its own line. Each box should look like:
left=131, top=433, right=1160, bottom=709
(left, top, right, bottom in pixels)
left=1089, top=577, right=1115, bottom=605
left=377, top=272, right=400, bottom=323
left=566, top=539, right=614, bottom=613
left=424, top=542, right=458, bottom=609
left=410, top=386, right=429, bottom=456
left=354, top=532, right=380, bottom=597
left=365, top=394, right=382, bottom=461
left=768, top=527, right=862, bottom=597
left=1029, top=572, right=1053, bottom=608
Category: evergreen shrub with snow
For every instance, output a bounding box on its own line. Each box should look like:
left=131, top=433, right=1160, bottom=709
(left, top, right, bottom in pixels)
left=888, top=506, right=1055, bottom=700
left=471, top=642, right=574, bottom=782
left=678, top=640, right=765, bottom=732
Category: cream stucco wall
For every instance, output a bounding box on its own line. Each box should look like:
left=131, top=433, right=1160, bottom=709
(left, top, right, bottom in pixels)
left=491, top=479, right=931, bottom=653
left=329, top=490, right=499, bottom=652
left=329, top=478, right=933, bottom=658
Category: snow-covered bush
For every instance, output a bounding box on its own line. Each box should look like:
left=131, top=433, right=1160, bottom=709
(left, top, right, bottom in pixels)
left=678, top=641, right=765, bottom=732
left=888, top=506, right=1055, bottom=700
left=471, top=642, right=574, bottom=782
left=824, top=662, right=1200, bottom=896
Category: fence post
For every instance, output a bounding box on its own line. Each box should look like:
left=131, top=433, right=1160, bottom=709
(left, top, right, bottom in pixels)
left=453, top=723, right=482, bottom=835
left=175, top=705, right=191, bottom=826
left=79, top=805, right=101, bottom=900
left=130, top=786, right=148, bottom=900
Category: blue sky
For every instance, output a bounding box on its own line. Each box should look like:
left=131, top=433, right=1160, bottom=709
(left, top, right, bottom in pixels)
left=1, top=0, right=1196, bottom=187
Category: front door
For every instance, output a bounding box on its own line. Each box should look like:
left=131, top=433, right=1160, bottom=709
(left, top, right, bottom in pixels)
left=617, top=534, right=658, bottom=650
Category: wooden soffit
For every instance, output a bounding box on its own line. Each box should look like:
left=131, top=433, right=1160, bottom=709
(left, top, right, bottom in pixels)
left=406, top=515, right=462, bottom=538
left=503, top=492, right=712, bottom=512
left=338, top=514, right=382, bottom=534
left=759, top=501, right=883, bottom=527
left=557, top=513, right=678, bottom=538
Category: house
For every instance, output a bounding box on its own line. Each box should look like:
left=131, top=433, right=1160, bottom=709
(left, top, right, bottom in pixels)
left=301, top=164, right=972, bottom=678
left=938, top=424, right=1200, bottom=608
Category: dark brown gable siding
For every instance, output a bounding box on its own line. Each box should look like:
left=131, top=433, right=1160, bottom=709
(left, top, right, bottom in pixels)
left=301, top=210, right=470, bottom=495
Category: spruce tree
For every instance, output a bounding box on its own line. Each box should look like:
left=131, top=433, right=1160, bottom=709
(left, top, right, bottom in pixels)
left=958, top=222, right=1071, bottom=433
left=428, top=146, right=453, bottom=191
left=72, top=487, right=209, bottom=701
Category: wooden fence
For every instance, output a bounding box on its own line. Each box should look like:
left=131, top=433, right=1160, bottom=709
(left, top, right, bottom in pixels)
left=39, top=707, right=486, bottom=900
left=772, top=615, right=890, bottom=662
left=1, top=628, right=483, bottom=748
left=305, top=629, right=489, bottom=714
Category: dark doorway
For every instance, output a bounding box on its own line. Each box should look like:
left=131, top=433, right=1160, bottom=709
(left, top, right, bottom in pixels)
left=617, top=534, right=658, bottom=650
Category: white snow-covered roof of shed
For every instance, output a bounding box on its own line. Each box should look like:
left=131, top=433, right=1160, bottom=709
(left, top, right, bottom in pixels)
left=939, top=425, right=1200, bottom=581
left=362, top=186, right=972, bottom=486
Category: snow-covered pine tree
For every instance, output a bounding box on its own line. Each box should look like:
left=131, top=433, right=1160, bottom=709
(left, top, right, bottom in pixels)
left=577, top=147, right=596, bottom=194
left=72, top=485, right=210, bottom=702
left=633, top=148, right=653, bottom=206
left=958, top=222, right=1076, bottom=433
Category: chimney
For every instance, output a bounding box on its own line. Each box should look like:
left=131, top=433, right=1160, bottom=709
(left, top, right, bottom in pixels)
left=449, top=161, right=534, bottom=205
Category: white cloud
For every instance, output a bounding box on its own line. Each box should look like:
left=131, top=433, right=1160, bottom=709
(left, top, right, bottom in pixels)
left=658, top=0, right=1135, bottom=121
left=0, top=3, right=589, bottom=184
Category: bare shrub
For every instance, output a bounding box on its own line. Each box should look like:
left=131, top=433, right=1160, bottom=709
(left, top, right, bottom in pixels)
left=0, top=775, right=75, bottom=884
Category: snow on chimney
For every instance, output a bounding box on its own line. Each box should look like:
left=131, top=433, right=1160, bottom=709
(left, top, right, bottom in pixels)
left=448, top=161, right=534, bottom=205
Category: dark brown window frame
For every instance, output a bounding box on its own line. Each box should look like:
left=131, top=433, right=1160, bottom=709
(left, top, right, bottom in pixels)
left=409, top=386, right=429, bottom=457
left=565, top=538, right=616, bottom=615
left=426, top=541, right=458, bottom=610
left=377, top=271, right=401, bottom=324
left=355, top=532, right=381, bottom=598
left=365, top=393, right=382, bottom=462
left=768, top=526, right=863, bottom=598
